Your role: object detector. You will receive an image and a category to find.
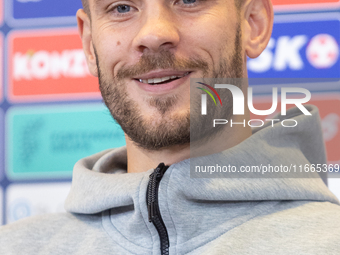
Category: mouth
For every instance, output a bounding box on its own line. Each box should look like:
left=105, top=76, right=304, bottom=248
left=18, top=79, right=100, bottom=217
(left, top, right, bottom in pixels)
left=133, top=70, right=192, bottom=94
left=134, top=72, right=191, bottom=85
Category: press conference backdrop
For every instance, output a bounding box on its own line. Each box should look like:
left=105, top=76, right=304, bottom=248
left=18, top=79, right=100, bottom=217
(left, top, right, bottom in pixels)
left=0, top=0, right=340, bottom=225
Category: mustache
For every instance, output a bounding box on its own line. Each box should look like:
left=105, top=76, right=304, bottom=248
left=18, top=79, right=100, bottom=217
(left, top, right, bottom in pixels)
left=115, top=50, right=209, bottom=79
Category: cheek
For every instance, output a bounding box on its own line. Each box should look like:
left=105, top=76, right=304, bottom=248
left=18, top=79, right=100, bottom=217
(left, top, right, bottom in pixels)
left=94, top=29, right=134, bottom=75
left=179, top=16, right=237, bottom=63
left=99, top=41, right=125, bottom=75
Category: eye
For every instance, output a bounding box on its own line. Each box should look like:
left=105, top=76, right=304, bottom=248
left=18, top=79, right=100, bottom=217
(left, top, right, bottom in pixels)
left=116, top=5, right=131, bottom=13
left=182, top=0, right=197, bottom=3
left=176, top=0, right=199, bottom=8
left=107, top=3, right=138, bottom=16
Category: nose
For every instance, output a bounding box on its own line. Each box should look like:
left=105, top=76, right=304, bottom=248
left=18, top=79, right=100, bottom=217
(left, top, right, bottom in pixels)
left=132, top=5, right=180, bottom=54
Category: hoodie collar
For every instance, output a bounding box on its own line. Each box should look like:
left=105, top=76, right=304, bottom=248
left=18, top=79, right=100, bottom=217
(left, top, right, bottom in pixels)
left=65, top=105, right=339, bottom=214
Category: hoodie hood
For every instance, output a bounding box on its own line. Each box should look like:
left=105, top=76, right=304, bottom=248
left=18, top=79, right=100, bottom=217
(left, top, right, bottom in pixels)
left=65, top=105, right=339, bottom=254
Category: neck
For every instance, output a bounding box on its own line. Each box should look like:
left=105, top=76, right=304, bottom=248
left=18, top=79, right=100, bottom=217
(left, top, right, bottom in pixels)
left=126, top=114, right=252, bottom=173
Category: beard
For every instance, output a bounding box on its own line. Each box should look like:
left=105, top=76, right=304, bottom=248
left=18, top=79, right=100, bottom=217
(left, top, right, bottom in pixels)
left=96, top=25, right=243, bottom=151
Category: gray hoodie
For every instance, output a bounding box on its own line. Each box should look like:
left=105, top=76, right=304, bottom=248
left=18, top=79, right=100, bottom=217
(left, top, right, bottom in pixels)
left=1, top=105, right=340, bottom=255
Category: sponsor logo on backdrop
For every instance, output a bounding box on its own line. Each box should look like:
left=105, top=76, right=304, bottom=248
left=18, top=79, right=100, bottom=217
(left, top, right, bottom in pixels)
left=272, top=0, right=340, bottom=11
left=250, top=94, right=340, bottom=163
left=8, top=29, right=100, bottom=102
left=14, top=49, right=89, bottom=80
left=247, top=16, right=340, bottom=80
left=306, top=34, right=339, bottom=69
left=6, top=104, right=125, bottom=180
left=6, top=183, right=71, bottom=223
left=6, top=0, right=81, bottom=26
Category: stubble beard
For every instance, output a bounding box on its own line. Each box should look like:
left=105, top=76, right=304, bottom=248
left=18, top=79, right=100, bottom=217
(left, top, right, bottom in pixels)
left=96, top=25, right=243, bottom=151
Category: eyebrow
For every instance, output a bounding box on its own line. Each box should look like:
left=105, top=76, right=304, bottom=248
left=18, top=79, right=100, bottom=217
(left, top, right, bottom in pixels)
left=93, top=0, right=103, bottom=7
left=93, top=0, right=108, bottom=13
left=93, top=0, right=113, bottom=6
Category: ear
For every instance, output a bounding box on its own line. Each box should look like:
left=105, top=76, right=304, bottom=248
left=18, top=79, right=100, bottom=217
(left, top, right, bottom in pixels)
left=77, top=9, right=98, bottom=77
left=243, top=0, right=274, bottom=59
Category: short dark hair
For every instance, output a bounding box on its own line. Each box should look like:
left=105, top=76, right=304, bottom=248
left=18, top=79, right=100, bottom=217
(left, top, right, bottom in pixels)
left=81, top=0, right=90, bottom=16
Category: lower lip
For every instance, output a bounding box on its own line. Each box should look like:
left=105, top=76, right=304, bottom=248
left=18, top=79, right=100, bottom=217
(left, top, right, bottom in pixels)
left=134, top=73, right=191, bottom=94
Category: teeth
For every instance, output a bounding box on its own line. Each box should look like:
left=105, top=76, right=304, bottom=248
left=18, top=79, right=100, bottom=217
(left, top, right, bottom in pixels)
left=161, top=76, right=170, bottom=82
left=153, top=78, right=162, bottom=83
left=137, top=72, right=190, bottom=84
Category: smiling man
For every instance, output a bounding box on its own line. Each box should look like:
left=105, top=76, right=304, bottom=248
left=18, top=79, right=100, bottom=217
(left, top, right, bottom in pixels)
left=82, top=0, right=252, bottom=170
left=1, top=0, right=340, bottom=254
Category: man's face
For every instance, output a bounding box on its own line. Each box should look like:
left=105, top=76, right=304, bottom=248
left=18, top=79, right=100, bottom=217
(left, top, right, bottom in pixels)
left=88, top=0, right=244, bottom=150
